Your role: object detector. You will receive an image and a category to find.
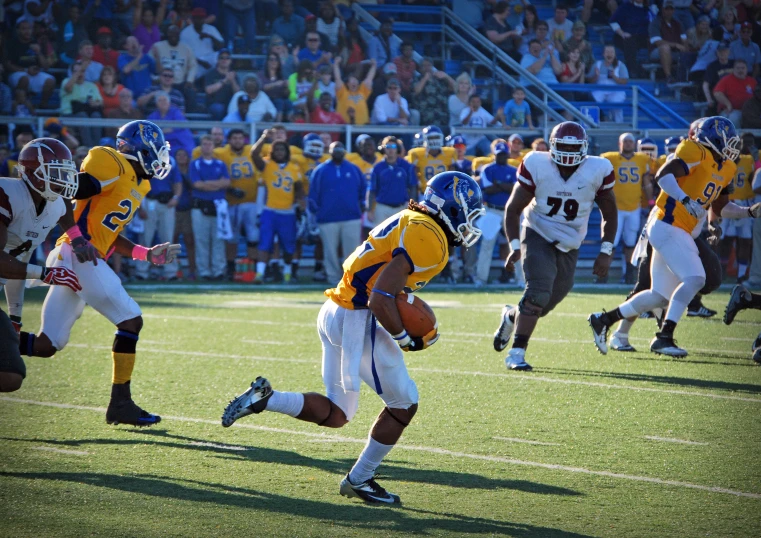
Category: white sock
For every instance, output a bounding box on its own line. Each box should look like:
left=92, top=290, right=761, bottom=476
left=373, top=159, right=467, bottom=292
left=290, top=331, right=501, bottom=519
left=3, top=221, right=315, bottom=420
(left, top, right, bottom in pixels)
left=265, top=390, right=304, bottom=417
left=256, top=261, right=266, bottom=275
left=348, top=436, right=394, bottom=485
left=615, top=318, right=634, bottom=335
left=739, top=263, right=748, bottom=278
left=283, top=264, right=292, bottom=276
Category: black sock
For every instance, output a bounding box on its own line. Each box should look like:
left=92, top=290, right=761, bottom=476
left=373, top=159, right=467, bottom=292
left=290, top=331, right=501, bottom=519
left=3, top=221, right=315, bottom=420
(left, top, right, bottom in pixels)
left=600, top=308, right=624, bottom=327
left=750, top=293, right=761, bottom=310
left=660, top=320, right=677, bottom=336
left=227, top=260, right=236, bottom=273
left=512, top=334, right=529, bottom=350
left=18, top=332, right=35, bottom=357
left=315, top=261, right=324, bottom=272
left=687, top=294, right=702, bottom=310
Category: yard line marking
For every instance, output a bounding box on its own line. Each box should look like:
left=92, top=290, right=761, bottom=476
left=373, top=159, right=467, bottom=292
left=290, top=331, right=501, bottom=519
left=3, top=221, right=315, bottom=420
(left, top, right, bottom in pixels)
left=188, top=441, right=249, bottom=451
left=240, top=339, right=290, bottom=346
left=493, top=437, right=561, bottom=446
left=32, top=446, right=90, bottom=456
left=644, top=436, right=709, bottom=446
left=61, top=344, right=761, bottom=402
left=2, top=396, right=758, bottom=499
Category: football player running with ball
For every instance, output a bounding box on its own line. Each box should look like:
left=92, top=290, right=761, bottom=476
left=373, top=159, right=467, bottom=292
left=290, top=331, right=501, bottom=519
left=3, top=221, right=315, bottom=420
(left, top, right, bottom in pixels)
left=222, top=172, right=484, bottom=504
left=18, top=120, right=179, bottom=426
left=493, top=121, right=619, bottom=371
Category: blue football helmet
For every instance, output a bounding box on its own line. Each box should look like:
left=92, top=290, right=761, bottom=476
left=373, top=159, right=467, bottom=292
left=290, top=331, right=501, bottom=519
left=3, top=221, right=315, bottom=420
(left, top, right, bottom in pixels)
left=694, top=116, right=741, bottom=162
left=664, top=136, right=681, bottom=152
left=422, top=125, right=444, bottom=151
left=303, top=133, right=324, bottom=159
left=116, top=120, right=171, bottom=179
left=637, top=137, right=658, bottom=160
left=412, top=131, right=424, bottom=149
left=421, top=171, right=484, bottom=247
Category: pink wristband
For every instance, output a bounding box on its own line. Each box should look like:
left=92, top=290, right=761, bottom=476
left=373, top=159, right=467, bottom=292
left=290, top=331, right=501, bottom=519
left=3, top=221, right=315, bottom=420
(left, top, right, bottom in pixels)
left=132, top=245, right=150, bottom=261
left=66, top=226, right=83, bottom=240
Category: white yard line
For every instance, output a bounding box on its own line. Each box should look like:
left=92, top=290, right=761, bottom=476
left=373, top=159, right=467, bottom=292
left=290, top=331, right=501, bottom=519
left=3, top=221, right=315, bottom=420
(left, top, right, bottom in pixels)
left=240, top=339, right=291, bottom=346
left=644, top=436, right=709, bottom=446
left=2, top=396, right=758, bottom=499
left=32, top=446, right=90, bottom=456
left=493, top=437, right=561, bottom=446
left=187, top=441, right=249, bottom=451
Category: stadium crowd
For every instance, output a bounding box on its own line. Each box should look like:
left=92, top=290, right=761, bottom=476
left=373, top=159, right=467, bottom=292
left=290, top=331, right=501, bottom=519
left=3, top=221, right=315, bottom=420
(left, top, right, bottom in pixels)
left=0, top=0, right=760, bottom=286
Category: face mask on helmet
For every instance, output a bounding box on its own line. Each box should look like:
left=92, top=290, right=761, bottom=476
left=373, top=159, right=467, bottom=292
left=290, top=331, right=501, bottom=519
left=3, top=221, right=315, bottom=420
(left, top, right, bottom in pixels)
left=20, top=145, right=78, bottom=201
left=141, top=140, right=172, bottom=179
left=638, top=143, right=658, bottom=160
left=424, top=132, right=443, bottom=151
left=550, top=140, right=587, bottom=166
left=424, top=175, right=485, bottom=247
left=304, top=137, right=324, bottom=158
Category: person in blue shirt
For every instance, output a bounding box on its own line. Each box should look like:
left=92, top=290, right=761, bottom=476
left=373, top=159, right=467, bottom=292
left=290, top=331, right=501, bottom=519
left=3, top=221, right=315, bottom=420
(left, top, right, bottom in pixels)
left=298, top=31, right=331, bottom=69
left=503, top=87, right=534, bottom=128
left=450, top=135, right=474, bottom=175
left=190, top=134, right=231, bottom=280
left=118, top=36, right=155, bottom=98
left=610, top=0, right=651, bottom=78
left=309, top=142, right=365, bottom=285
left=368, top=136, right=416, bottom=227
left=476, top=141, right=517, bottom=285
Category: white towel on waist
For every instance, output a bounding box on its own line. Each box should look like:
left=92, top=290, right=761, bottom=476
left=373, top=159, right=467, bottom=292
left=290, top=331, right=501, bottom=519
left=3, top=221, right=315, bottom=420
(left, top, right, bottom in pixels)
left=214, top=199, right=233, bottom=240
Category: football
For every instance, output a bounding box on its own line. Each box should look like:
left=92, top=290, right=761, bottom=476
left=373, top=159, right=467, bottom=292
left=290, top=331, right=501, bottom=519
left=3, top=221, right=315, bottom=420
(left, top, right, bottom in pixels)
left=395, top=293, right=437, bottom=337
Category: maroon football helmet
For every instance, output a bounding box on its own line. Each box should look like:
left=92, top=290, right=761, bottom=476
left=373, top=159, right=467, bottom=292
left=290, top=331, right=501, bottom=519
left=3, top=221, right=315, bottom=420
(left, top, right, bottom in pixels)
left=549, top=121, right=588, bottom=167
left=17, top=138, right=78, bottom=201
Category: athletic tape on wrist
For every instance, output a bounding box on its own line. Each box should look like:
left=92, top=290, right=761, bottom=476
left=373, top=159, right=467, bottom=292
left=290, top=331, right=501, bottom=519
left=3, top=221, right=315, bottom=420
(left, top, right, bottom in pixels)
left=600, top=241, right=614, bottom=256
left=132, top=245, right=150, bottom=261
left=26, top=264, right=43, bottom=280
left=510, top=239, right=520, bottom=252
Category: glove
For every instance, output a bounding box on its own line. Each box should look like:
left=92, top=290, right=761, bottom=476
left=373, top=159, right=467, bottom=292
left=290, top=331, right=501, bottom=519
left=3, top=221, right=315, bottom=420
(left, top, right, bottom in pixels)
left=707, top=220, right=723, bottom=247
left=41, top=266, right=82, bottom=292
left=394, top=328, right=439, bottom=352
left=681, top=197, right=706, bottom=220
left=749, top=202, right=761, bottom=218
left=9, top=315, right=21, bottom=336
left=147, top=243, right=181, bottom=265
left=227, top=187, right=246, bottom=199
left=71, top=235, right=99, bottom=265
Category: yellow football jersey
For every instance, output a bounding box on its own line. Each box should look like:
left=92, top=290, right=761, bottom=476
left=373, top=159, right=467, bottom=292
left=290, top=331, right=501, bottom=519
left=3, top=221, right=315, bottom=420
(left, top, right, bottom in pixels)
left=601, top=151, right=652, bottom=212
left=259, top=159, right=303, bottom=211
left=730, top=154, right=756, bottom=201
left=406, top=147, right=457, bottom=192
left=214, top=144, right=257, bottom=205
left=346, top=152, right=382, bottom=183
left=471, top=155, right=493, bottom=177
left=326, top=209, right=449, bottom=310
left=654, top=140, right=737, bottom=234
left=57, top=146, right=150, bottom=257
left=262, top=143, right=303, bottom=160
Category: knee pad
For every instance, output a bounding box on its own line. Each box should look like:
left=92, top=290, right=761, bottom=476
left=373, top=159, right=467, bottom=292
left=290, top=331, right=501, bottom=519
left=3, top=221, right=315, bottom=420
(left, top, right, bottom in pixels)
left=518, top=294, right=547, bottom=317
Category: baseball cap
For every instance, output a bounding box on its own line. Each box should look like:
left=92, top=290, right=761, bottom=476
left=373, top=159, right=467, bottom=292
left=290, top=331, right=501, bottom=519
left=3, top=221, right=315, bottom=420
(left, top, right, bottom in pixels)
left=356, top=134, right=371, bottom=146
left=494, top=142, right=509, bottom=155
left=191, top=7, right=207, bottom=18
left=508, top=133, right=523, bottom=143
left=97, top=27, right=112, bottom=35
left=238, top=94, right=251, bottom=104
left=572, top=20, right=586, bottom=30
left=383, top=62, right=397, bottom=74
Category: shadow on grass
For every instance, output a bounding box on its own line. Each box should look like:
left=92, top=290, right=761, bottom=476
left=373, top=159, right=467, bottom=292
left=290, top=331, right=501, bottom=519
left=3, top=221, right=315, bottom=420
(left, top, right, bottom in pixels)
left=537, top=367, right=761, bottom=394
left=0, top=471, right=594, bottom=537
left=2, top=431, right=581, bottom=497
left=605, top=352, right=755, bottom=368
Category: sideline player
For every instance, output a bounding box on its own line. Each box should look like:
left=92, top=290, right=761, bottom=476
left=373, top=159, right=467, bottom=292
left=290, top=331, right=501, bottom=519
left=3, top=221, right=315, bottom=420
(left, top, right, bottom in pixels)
left=724, top=284, right=761, bottom=362
left=589, top=117, right=760, bottom=357
left=221, top=172, right=484, bottom=504
left=1, top=138, right=84, bottom=392
left=406, top=126, right=456, bottom=197
left=493, top=121, right=618, bottom=371
left=721, top=141, right=756, bottom=282
left=18, top=121, right=178, bottom=426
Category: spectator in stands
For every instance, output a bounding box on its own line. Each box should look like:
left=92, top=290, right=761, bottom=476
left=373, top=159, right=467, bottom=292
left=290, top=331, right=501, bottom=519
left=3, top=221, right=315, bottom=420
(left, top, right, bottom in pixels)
left=180, top=7, right=224, bottom=79
left=742, top=84, right=761, bottom=129
left=703, top=42, right=734, bottom=113
left=449, top=72, right=474, bottom=127
left=223, top=93, right=251, bottom=124
left=508, top=133, right=525, bottom=161
left=97, top=66, right=125, bottom=117
left=671, top=0, right=695, bottom=32
left=152, top=25, right=197, bottom=111
left=531, top=138, right=548, bottom=151
left=485, top=1, right=522, bottom=61
left=368, top=16, right=401, bottom=67
left=304, top=14, right=332, bottom=52
left=687, top=18, right=718, bottom=84
left=460, top=94, right=504, bottom=156
left=370, top=62, right=398, bottom=109
left=393, top=42, right=417, bottom=95
left=713, top=59, right=757, bottom=126
left=520, top=38, right=561, bottom=87
left=335, top=57, right=376, bottom=125
left=289, top=60, right=318, bottom=111
left=371, top=78, right=411, bottom=125
left=148, top=92, right=195, bottom=156
left=222, top=0, right=257, bottom=54
left=105, top=88, right=142, bottom=137
left=172, top=148, right=196, bottom=280
left=589, top=44, right=629, bottom=123
left=518, top=4, right=539, bottom=54
left=260, top=51, right=290, bottom=120
left=272, top=0, right=306, bottom=50
left=309, top=142, right=364, bottom=285
left=316, top=64, right=336, bottom=101
left=190, top=134, right=231, bottom=281
left=561, top=21, right=595, bottom=74
left=61, top=60, right=103, bottom=148
left=730, top=22, right=761, bottom=79
left=11, top=88, right=34, bottom=123
left=137, top=68, right=186, bottom=113
left=133, top=0, right=168, bottom=53
left=559, top=47, right=586, bottom=87
left=317, top=1, right=345, bottom=50
left=5, top=19, right=56, bottom=109
left=521, top=21, right=556, bottom=57
left=453, top=0, right=489, bottom=30
left=168, top=0, right=195, bottom=31
left=308, top=88, right=345, bottom=139
left=92, top=27, right=119, bottom=70
left=413, top=57, right=455, bottom=128
left=581, top=0, right=618, bottom=24
left=341, top=16, right=368, bottom=65
left=610, top=0, right=650, bottom=79
left=299, top=31, right=332, bottom=69
left=713, top=8, right=740, bottom=43
left=119, top=36, right=155, bottom=99
left=547, top=4, right=574, bottom=48
left=203, top=49, right=240, bottom=120
left=503, top=86, right=534, bottom=128
left=228, top=74, right=277, bottom=122
left=58, top=1, right=95, bottom=66
left=33, top=20, right=58, bottom=67
left=70, top=40, right=104, bottom=83
left=649, top=1, right=688, bottom=84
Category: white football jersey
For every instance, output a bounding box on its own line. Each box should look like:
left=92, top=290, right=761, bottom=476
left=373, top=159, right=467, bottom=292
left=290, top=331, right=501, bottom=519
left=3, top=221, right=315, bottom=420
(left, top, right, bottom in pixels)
left=0, top=177, right=66, bottom=286
left=517, top=152, right=614, bottom=252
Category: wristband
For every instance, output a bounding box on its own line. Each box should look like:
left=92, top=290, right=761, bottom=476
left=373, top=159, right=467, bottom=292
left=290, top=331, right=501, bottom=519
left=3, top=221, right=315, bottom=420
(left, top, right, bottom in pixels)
left=66, top=225, right=83, bottom=240
left=509, top=239, right=520, bottom=252
left=26, top=264, right=43, bottom=280
left=371, top=288, right=395, bottom=299
left=132, top=245, right=150, bottom=261
left=393, top=330, right=411, bottom=347
left=600, top=241, right=614, bottom=256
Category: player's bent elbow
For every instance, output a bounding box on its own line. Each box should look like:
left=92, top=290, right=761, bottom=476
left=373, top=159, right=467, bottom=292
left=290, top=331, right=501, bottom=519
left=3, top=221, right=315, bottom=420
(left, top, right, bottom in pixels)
left=0, top=372, right=23, bottom=392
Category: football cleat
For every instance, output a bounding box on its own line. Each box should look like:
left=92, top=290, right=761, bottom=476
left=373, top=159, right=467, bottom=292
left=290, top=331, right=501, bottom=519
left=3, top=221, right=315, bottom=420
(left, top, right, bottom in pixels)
left=221, top=377, right=273, bottom=427
left=610, top=332, right=636, bottom=352
left=505, top=348, right=532, bottom=371
left=687, top=303, right=716, bottom=318
left=106, top=383, right=161, bottom=426
left=724, top=284, right=751, bottom=325
left=340, top=474, right=400, bottom=504
left=650, top=333, right=688, bottom=357
left=753, top=334, right=761, bottom=364
left=588, top=313, right=609, bottom=355
left=493, top=305, right=515, bottom=352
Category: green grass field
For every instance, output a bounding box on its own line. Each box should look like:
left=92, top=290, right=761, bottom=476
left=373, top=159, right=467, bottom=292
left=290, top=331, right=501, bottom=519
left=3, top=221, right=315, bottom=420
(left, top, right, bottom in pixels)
left=1, top=285, right=760, bottom=537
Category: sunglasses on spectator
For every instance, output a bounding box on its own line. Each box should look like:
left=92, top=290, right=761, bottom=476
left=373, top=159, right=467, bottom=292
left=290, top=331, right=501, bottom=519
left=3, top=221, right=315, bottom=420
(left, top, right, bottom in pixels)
left=307, top=38, right=319, bottom=42
left=162, top=73, right=174, bottom=78
left=384, top=143, right=398, bottom=149
left=220, top=55, right=231, bottom=60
